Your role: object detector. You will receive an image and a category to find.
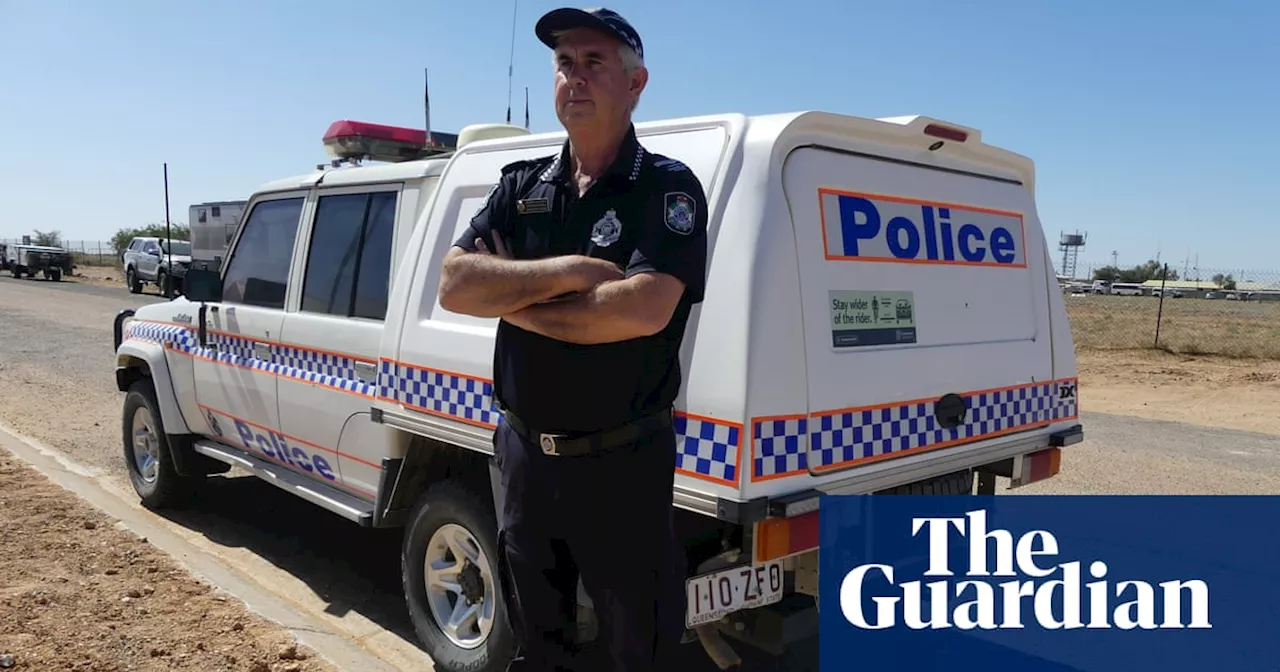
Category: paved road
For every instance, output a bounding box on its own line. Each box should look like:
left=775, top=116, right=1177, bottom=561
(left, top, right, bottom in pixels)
left=1018, top=410, right=1280, bottom=495
left=2, top=274, right=1278, bottom=670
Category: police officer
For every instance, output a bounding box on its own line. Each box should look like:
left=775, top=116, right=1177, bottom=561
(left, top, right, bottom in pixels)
left=437, top=7, right=708, bottom=671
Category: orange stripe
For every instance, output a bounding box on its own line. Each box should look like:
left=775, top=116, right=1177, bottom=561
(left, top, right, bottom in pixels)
left=821, top=254, right=1028, bottom=269
left=751, top=468, right=808, bottom=483
left=677, top=468, right=737, bottom=488
left=130, top=320, right=377, bottom=364
left=752, top=413, right=808, bottom=424
left=161, top=341, right=377, bottom=403
left=817, top=187, right=1026, bottom=219
left=197, top=404, right=377, bottom=498
left=382, top=358, right=493, bottom=387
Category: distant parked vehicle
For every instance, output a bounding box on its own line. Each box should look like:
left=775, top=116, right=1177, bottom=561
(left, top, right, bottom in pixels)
left=121, top=236, right=191, bottom=296
left=4, top=243, right=73, bottom=281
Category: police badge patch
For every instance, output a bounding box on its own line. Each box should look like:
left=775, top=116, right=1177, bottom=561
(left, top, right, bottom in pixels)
left=591, top=209, right=623, bottom=247
left=664, top=192, right=695, bottom=235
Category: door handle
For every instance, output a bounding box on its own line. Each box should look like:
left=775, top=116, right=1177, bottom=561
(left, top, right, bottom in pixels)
left=354, top=361, right=377, bottom=382
left=252, top=342, right=272, bottom=360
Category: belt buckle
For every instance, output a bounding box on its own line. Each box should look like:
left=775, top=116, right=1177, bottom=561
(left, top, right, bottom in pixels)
left=539, top=433, right=565, bottom=456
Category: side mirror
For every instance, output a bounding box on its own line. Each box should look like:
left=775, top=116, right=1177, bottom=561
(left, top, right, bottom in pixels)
left=184, top=267, right=222, bottom=303
left=185, top=266, right=222, bottom=349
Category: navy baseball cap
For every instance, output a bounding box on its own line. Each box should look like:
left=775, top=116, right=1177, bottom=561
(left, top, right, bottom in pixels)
left=535, top=7, right=644, bottom=61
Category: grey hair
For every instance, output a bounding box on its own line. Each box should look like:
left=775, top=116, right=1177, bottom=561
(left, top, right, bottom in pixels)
left=550, top=29, right=645, bottom=73
left=551, top=30, right=644, bottom=112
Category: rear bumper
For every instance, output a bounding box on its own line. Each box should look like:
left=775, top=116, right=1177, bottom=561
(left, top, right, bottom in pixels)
left=690, top=425, right=1082, bottom=663
left=714, top=424, right=1082, bottom=526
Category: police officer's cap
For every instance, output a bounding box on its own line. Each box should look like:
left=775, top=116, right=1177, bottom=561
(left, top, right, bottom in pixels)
left=535, top=7, right=644, bottom=61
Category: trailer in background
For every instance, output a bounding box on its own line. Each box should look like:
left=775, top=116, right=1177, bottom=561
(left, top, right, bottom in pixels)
left=4, top=243, right=73, bottom=281
left=189, top=200, right=245, bottom=272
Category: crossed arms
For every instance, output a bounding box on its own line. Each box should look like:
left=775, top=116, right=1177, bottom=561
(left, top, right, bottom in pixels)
left=437, top=237, right=687, bottom=345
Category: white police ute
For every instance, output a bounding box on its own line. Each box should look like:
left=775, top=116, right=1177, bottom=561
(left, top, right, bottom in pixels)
left=111, top=110, right=1084, bottom=671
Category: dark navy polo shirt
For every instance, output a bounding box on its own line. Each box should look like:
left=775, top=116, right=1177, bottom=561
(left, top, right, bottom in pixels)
left=452, top=126, right=709, bottom=434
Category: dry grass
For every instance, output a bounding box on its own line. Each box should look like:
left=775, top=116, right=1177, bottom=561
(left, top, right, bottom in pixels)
left=1066, top=294, right=1280, bottom=359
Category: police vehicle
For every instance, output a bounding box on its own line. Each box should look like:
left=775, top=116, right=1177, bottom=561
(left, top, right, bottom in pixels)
left=111, top=110, right=1084, bottom=671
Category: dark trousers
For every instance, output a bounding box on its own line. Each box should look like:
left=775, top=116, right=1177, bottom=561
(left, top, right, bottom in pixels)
left=493, top=418, right=687, bottom=672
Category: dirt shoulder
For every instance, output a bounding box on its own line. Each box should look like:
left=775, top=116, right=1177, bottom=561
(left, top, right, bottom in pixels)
left=0, top=454, right=336, bottom=672
left=1078, top=348, right=1280, bottom=436
left=71, top=264, right=137, bottom=292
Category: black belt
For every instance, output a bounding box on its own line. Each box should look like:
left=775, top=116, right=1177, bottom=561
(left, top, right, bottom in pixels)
left=501, top=408, right=673, bottom=457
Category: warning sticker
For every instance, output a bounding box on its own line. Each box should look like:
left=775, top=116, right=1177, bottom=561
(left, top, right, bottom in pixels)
left=828, top=290, right=918, bottom=348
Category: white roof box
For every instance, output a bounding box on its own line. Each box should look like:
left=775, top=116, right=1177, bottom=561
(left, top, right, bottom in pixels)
left=456, top=123, right=531, bottom=150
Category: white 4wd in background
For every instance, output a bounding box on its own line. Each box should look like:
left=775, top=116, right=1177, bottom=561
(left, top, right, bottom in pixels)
left=122, top=236, right=192, bottom=296
left=111, top=111, right=1084, bottom=671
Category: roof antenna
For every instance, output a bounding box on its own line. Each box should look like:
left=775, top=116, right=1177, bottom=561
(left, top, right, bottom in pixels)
left=423, top=67, right=434, bottom=148
left=524, top=86, right=530, bottom=128
left=506, top=0, right=519, bottom=124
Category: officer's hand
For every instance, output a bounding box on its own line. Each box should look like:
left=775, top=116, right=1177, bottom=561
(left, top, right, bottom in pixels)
left=475, top=234, right=512, bottom=259
left=570, top=255, right=625, bottom=289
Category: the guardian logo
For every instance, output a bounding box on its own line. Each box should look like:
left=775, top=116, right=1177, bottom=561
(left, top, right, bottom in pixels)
left=819, top=190, right=1026, bottom=268
left=839, top=509, right=1212, bottom=631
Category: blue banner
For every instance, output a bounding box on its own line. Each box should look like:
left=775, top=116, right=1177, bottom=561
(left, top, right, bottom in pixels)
left=818, top=495, right=1280, bottom=671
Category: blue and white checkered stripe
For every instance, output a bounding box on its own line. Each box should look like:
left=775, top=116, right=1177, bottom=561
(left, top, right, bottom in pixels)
left=673, top=415, right=740, bottom=485
left=378, top=359, right=399, bottom=401
left=125, top=321, right=376, bottom=396
left=392, top=362, right=503, bottom=428
left=810, top=381, right=1064, bottom=470
left=1052, top=378, right=1078, bottom=421
left=275, top=344, right=375, bottom=397
left=381, top=361, right=744, bottom=485
left=126, top=321, right=198, bottom=353
left=752, top=417, right=808, bottom=480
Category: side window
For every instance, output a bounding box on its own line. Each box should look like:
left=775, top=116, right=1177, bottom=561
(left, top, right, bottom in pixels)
left=300, top=191, right=397, bottom=320
left=353, top=192, right=396, bottom=319
left=222, top=197, right=305, bottom=309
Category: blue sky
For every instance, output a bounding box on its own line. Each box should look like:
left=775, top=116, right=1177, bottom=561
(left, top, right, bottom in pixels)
left=3, top=0, right=1276, bottom=276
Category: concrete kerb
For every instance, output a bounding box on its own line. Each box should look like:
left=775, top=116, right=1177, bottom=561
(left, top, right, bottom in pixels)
left=0, top=420, right=420, bottom=672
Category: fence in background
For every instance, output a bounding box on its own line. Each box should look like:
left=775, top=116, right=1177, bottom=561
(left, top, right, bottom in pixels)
left=1062, top=265, right=1280, bottom=360
left=0, top=239, right=119, bottom=267
left=0, top=241, right=1275, bottom=359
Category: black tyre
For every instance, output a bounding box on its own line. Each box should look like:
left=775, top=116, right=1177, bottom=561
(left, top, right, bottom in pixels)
left=121, top=379, right=202, bottom=509
left=126, top=267, right=142, bottom=294
left=158, top=270, right=171, bottom=298
left=402, top=480, right=517, bottom=672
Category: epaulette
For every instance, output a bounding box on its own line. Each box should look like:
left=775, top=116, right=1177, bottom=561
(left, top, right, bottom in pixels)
left=499, top=155, right=556, bottom=175
left=647, top=154, right=692, bottom=176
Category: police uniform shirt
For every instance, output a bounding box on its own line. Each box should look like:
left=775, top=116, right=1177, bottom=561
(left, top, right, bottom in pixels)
left=453, top=125, right=709, bottom=435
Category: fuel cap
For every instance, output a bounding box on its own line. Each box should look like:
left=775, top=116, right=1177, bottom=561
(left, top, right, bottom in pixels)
left=935, top=393, right=968, bottom=429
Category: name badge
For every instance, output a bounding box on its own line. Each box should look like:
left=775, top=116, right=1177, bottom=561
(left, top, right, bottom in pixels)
left=516, top=198, right=550, bottom=215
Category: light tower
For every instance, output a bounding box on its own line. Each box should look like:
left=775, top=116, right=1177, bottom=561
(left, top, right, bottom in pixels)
left=1058, top=231, right=1087, bottom=279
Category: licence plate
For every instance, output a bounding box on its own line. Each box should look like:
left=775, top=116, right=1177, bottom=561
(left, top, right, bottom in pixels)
left=685, top=560, right=785, bottom=628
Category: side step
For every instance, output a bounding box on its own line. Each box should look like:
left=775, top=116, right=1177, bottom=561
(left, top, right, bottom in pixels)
left=193, top=440, right=375, bottom=527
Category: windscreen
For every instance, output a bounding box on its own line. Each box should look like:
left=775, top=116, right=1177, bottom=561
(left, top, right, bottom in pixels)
left=162, top=240, right=192, bottom=256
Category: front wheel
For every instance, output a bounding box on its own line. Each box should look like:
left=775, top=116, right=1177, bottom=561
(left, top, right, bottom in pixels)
left=402, top=480, right=517, bottom=672
left=121, top=379, right=202, bottom=509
